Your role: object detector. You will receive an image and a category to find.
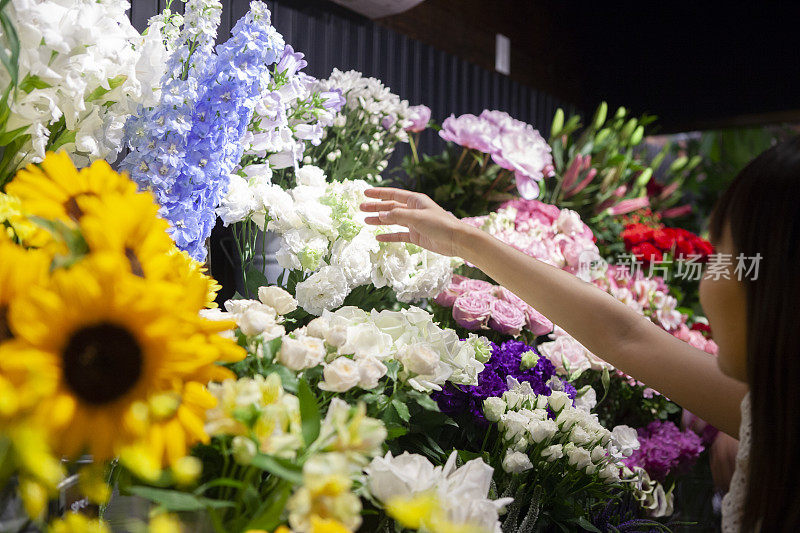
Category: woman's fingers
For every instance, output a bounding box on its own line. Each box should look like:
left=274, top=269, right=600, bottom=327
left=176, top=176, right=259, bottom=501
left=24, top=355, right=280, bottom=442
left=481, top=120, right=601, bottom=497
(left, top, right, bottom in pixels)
left=376, top=231, right=411, bottom=243
left=360, top=200, right=406, bottom=212
left=364, top=187, right=417, bottom=203
left=363, top=207, right=418, bottom=227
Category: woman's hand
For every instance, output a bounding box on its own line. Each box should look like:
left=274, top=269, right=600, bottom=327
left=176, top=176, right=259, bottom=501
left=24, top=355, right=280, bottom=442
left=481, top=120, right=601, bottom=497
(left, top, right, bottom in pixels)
left=360, top=188, right=471, bottom=257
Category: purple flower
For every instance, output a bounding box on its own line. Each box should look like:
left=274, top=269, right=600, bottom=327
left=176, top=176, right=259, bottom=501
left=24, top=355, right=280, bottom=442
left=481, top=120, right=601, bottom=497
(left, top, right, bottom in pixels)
left=432, top=340, right=560, bottom=425
left=452, top=292, right=494, bottom=330
left=276, top=45, right=307, bottom=77
left=381, top=115, right=396, bottom=130
left=439, top=113, right=499, bottom=154
left=623, top=420, right=704, bottom=481
left=405, top=104, right=431, bottom=133
left=320, top=89, right=345, bottom=111
left=491, top=126, right=553, bottom=200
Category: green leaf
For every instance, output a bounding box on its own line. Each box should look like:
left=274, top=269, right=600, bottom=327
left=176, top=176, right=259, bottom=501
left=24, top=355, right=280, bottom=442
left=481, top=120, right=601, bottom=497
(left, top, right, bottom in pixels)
left=48, top=129, right=76, bottom=152
left=243, top=481, right=292, bottom=531
left=0, top=9, right=20, bottom=87
left=391, top=398, right=410, bottom=422
left=250, top=454, right=303, bottom=485
left=297, top=378, right=321, bottom=446
left=0, top=125, right=29, bottom=146
left=244, top=267, right=270, bottom=298
left=18, top=74, right=51, bottom=93
left=125, top=486, right=234, bottom=512
left=408, top=391, right=439, bottom=412
left=384, top=360, right=400, bottom=381
left=85, top=74, right=128, bottom=102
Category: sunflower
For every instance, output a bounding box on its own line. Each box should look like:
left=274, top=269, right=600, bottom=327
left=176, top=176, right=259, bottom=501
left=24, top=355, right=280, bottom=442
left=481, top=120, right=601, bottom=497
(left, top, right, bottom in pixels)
left=0, top=192, right=52, bottom=247
left=161, top=248, right=223, bottom=309
left=77, top=189, right=174, bottom=278
left=6, top=151, right=136, bottom=224
left=0, top=238, right=50, bottom=345
left=6, top=253, right=244, bottom=461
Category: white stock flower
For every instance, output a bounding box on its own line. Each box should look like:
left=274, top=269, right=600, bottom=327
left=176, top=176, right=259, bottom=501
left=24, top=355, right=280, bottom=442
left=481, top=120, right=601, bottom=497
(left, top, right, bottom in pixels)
left=318, top=356, right=360, bottom=392
left=258, top=285, right=298, bottom=315
left=294, top=266, right=349, bottom=315
left=277, top=335, right=326, bottom=371
left=483, top=397, right=507, bottom=422
left=502, top=450, right=533, bottom=474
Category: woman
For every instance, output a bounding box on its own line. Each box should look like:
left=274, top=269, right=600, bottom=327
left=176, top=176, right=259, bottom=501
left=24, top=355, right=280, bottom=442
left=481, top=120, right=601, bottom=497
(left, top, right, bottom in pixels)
left=360, top=136, right=800, bottom=530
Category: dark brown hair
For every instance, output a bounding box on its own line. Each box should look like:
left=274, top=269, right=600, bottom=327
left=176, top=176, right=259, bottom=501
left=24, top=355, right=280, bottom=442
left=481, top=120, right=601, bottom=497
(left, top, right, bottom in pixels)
left=710, top=135, right=800, bottom=530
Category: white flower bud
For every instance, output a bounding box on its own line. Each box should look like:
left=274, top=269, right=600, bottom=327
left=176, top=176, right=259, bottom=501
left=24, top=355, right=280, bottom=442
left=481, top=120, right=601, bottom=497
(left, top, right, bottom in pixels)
left=398, top=345, right=439, bottom=376
left=528, top=419, right=558, bottom=444
left=541, top=444, right=563, bottom=462
left=357, top=355, right=388, bottom=389
left=318, top=357, right=360, bottom=392
left=306, top=316, right=330, bottom=339
left=232, top=436, right=257, bottom=465
left=277, top=335, right=326, bottom=371
left=324, top=325, right=348, bottom=348
left=483, top=397, right=507, bottom=422
left=258, top=286, right=298, bottom=315
left=547, top=391, right=570, bottom=413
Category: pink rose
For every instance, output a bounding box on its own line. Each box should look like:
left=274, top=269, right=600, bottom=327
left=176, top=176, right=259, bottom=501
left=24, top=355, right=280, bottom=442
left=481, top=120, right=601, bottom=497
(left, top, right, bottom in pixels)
left=488, top=298, right=526, bottom=336
left=459, top=278, right=495, bottom=293
left=495, top=286, right=526, bottom=307
left=405, top=105, right=432, bottom=133
left=524, top=306, right=553, bottom=336
left=434, top=279, right=467, bottom=307
left=452, top=292, right=494, bottom=330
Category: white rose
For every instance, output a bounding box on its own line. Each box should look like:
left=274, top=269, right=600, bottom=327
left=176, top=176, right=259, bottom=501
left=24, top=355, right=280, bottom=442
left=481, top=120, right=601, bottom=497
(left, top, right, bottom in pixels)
left=528, top=419, right=558, bottom=444
left=318, top=357, right=360, bottom=392
left=238, top=307, right=284, bottom=339
left=277, top=335, right=326, bottom=371
left=611, top=425, right=640, bottom=458
left=591, top=445, right=607, bottom=464
left=570, top=425, right=593, bottom=446
left=357, top=355, right=388, bottom=389
left=547, top=390, right=570, bottom=413
left=574, top=387, right=597, bottom=413
left=502, top=450, right=533, bottom=474
left=398, top=344, right=439, bottom=376
left=364, top=451, right=439, bottom=502
left=324, top=325, right=348, bottom=348
left=541, top=444, right=564, bottom=462
left=295, top=165, right=327, bottom=188
left=258, top=286, right=298, bottom=315
left=483, top=397, right=506, bottom=422
left=599, top=462, right=621, bottom=483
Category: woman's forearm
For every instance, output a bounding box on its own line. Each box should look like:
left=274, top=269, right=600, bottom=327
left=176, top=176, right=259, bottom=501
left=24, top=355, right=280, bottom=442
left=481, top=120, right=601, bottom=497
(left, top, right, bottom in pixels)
left=456, top=225, right=747, bottom=437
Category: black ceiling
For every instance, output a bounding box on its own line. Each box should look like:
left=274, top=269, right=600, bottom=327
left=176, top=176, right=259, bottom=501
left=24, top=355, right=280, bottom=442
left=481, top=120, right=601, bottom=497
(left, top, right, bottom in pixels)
left=560, top=2, right=800, bottom=132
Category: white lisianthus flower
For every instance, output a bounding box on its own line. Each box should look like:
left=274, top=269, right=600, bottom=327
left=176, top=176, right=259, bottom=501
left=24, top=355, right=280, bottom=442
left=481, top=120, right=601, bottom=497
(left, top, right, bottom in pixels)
left=483, top=397, right=507, bottom=422
left=318, top=356, right=360, bottom=392
left=258, top=285, right=298, bottom=315
left=599, top=462, right=621, bottom=483
left=356, top=355, right=388, bottom=389
left=294, top=266, right=349, bottom=316
left=277, top=335, right=326, bottom=371
left=574, top=387, right=597, bottom=413
left=566, top=446, right=593, bottom=470
left=295, top=165, right=327, bottom=187
left=528, top=419, right=558, bottom=444
left=364, top=451, right=440, bottom=502
left=541, top=444, right=564, bottom=462
left=499, top=411, right=530, bottom=444
left=547, top=390, right=571, bottom=413
left=502, top=450, right=533, bottom=474
left=238, top=306, right=284, bottom=339
left=611, top=425, right=640, bottom=458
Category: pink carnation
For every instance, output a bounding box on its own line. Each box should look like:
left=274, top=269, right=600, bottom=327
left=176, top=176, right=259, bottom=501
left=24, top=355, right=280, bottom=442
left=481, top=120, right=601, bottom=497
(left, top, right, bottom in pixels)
left=439, top=113, right=499, bottom=154
left=489, top=298, right=526, bottom=336
left=452, top=292, right=494, bottom=330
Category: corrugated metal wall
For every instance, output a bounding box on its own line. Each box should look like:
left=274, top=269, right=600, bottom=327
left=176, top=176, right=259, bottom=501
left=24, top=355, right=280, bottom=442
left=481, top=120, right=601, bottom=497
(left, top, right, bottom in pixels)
left=128, top=0, right=574, bottom=145
left=127, top=0, right=575, bottom=298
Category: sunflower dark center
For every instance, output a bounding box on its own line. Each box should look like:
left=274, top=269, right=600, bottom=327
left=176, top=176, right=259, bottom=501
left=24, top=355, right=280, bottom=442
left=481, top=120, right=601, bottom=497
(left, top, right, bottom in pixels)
left=0, top=305, right=11, bottom=342
left=125, top=247, right=145, bottom=277
left=63, top=196, right=84, bottom=221
left=62, top=323, right=143, bottom=405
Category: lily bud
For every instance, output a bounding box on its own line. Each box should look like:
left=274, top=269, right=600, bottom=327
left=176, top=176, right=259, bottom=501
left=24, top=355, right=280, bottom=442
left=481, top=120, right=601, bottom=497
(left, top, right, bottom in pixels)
left=592, top=102, right=608, bottom=130
left=550, top=108, right=565, bottom=137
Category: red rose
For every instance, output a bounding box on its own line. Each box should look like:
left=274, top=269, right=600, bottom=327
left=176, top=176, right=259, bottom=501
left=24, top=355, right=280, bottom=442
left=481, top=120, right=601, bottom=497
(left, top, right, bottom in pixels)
left=691, top=322, right=712, bottom=336
left=631, top=242, right=663, bottom=263
left=651, top=228, right=676, bottom=251
left=675, top=237, right=696, bottom=258
left=693, top=238, right=714, bottom=258
left=622, top=223, right=652, bottom=247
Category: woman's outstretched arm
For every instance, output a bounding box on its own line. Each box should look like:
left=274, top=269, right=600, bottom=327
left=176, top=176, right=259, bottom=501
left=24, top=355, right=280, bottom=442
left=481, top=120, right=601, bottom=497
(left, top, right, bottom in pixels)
left=361, top=187, right=748, bottom=437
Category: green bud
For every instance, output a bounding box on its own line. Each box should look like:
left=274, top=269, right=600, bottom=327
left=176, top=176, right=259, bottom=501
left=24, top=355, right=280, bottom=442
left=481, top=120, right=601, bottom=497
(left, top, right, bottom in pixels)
left=550, top=108, right=565, bottom=137
left=592, top=102, right=608, bottom=130
left=595, top=128, right=611, bottom=146
left=337, top=219, right=360, bottom=240
left=614, top=106, right=626, bottom=119
left=635, top=168, right=653, bottom=188
left=469, top=334, right=492, bottom=363
left=299, top=247, right=324, bottom=270
left=620, top=118, right=637, bottom=140
left=630, top=125, right=645, bottom=145
left=686, top=155, right=702, bottom=172
left=404, top=242, right=422, bottom=254
left=669, top=156, right=688, bottom=173
left=520, top=350, right=540, bottom=370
